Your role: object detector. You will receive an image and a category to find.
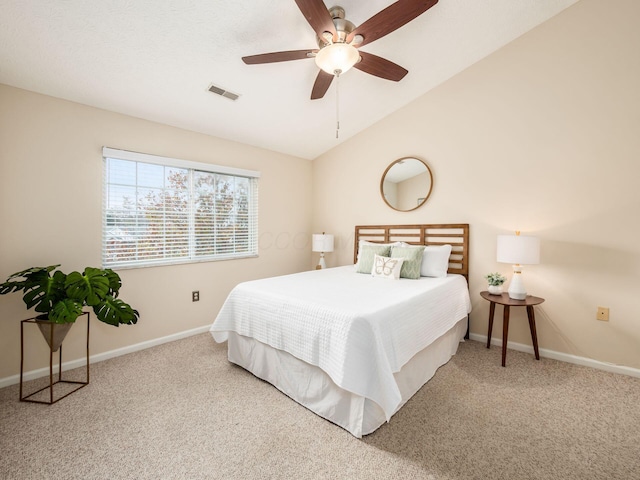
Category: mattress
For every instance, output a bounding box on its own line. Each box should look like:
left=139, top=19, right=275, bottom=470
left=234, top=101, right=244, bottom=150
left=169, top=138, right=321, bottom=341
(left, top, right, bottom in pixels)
left=210, top=266, right=471, bottom=425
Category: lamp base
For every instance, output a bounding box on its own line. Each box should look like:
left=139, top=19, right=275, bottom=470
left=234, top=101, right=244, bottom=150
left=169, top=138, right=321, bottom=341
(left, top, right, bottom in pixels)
left=508, top=266, right=527, bottom=300
left=316, top=254, right=327, bottom=270
left=508, top=291, right=527, bottom=301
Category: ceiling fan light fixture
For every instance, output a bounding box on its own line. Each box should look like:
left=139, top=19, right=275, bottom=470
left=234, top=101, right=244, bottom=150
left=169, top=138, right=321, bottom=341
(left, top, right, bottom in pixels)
left=315, top=43, right=359, bottom=76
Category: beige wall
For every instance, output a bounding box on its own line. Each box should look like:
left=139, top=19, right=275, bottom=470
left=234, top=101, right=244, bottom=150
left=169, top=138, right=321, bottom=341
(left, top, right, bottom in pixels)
left=312, top=0, right=640, bottom=369
left=0, top=85, right=312, bottom=379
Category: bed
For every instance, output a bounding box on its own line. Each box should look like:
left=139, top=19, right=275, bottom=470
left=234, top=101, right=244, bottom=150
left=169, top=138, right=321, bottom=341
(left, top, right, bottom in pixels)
left=210, top=224, right=471, bottom=437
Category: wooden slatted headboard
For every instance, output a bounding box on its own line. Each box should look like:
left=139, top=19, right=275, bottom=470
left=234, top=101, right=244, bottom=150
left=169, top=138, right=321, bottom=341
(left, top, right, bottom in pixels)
left=354, top=224, right=470, bottom=281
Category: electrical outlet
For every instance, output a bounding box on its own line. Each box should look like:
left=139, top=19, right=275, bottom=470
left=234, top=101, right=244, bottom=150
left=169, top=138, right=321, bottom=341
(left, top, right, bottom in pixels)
left=192, top=291, right=200, bottom=302
left=596, top=306, right=609, bottom=321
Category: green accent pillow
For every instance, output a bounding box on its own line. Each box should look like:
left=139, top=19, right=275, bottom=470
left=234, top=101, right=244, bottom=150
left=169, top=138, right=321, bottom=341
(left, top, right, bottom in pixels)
left=391, top=245, right=425, bottom=279
left=356, top=245, right=391, bottom=274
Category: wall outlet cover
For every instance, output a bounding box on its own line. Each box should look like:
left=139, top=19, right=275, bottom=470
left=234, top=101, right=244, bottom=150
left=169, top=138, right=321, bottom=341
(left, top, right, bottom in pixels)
left=596, top=306, right=609, bottom=321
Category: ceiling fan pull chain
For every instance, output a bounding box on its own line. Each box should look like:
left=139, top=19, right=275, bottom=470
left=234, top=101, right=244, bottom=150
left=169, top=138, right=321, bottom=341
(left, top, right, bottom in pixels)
left=335, top=70, right=340, bottom=139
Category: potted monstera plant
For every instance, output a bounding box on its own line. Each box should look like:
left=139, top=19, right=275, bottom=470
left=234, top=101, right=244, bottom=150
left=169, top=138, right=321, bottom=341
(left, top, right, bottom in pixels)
left=0, top=265, right=139, bottom=350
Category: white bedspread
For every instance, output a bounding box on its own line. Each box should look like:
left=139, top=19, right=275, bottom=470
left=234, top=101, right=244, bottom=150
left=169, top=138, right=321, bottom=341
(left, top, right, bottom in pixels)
left=210, top=266, right=471, bottom=420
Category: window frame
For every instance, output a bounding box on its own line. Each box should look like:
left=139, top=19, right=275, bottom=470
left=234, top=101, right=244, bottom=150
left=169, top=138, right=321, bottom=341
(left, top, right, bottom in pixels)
left=102, top=147, right=260, bottom=269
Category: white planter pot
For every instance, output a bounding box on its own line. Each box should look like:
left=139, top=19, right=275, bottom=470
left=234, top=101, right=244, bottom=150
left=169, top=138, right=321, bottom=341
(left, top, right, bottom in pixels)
left=488, top=285, right=503, bottom=295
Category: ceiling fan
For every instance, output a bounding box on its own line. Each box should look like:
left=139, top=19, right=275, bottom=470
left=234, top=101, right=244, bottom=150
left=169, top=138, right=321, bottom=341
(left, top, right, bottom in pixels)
left=242, top=0, right=439, bottom=100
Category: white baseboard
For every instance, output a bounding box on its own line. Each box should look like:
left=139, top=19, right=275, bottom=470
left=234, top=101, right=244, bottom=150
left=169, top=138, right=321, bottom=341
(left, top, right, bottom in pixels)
left=469, top=333, right=640, bottom=378
left=0, top=325, right=211, bottom=389
left=3, top=328, right=638, bottom=389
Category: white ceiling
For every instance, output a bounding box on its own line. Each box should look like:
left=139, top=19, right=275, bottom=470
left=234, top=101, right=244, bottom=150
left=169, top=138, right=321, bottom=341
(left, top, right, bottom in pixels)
left=0, top=0, right=578, bottom=160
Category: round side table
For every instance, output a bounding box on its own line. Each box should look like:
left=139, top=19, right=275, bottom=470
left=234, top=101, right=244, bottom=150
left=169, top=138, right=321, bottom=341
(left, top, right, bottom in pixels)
left=480, top=291, right=545, bottom=367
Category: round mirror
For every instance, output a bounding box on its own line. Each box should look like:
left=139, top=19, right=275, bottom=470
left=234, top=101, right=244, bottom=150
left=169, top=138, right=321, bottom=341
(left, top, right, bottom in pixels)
left=380, top=157, right=433, bottom=211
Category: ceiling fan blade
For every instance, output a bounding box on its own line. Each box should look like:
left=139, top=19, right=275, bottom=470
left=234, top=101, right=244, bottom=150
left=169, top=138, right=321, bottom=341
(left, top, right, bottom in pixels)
left=294, top=0, right=337, bottom=42
left=311, top=70, right=334, bottom=100
left=242, top=49, right=317, bottom=65
left=346, top=0, right=438, bottom=47
left=354, top=51, right=408, bottom=81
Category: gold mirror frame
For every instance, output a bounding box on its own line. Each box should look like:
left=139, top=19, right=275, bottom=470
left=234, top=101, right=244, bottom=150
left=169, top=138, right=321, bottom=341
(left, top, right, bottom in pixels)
left=380, top=157, right=433, bottom=212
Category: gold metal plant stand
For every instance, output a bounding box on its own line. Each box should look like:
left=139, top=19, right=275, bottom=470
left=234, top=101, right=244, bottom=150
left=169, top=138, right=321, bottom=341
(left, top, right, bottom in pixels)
left=20, top=312, right=90, bottom=404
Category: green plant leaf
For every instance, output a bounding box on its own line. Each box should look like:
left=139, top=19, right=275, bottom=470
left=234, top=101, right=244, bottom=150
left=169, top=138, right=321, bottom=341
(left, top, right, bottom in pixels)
left=49, top=299, right=84, bottom=324
left=2, top=264, right=139, bottom=328
left=92, top=295, right=140, bottom=326
left=0, top=265, right=58, bottom=296
left=21, top=268, right=66, bottom=313
left=3, top=265, right=59, bottom=282
left=65, top=268, right=110, bottom=306
left=0, top=278, right=27, bottom=295
left=104, top=269, right=122, bottom=297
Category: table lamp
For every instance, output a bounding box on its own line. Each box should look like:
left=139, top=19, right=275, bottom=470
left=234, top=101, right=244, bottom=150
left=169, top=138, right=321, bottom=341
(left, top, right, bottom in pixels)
left=312, top=232, right=334, bottom=269
left=497, top=231, right=540, bottom=300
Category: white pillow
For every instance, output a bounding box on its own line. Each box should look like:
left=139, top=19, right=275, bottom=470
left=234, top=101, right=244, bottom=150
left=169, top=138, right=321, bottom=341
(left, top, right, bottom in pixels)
left=420, top=245, right=452, bottom=278
left=371, top=254, right=404, bottom=280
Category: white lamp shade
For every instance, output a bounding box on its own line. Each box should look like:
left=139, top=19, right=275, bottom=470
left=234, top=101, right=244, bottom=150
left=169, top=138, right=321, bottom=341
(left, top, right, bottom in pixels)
left=315, top=43, right=359, bottom=75
left=497, top=234, right=540, bottom=265
left=312, top=234, right=334, bottom=253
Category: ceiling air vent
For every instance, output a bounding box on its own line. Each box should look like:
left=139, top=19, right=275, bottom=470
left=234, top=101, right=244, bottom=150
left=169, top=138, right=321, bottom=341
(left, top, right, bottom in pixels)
left=208, top=83, right=240, bottom=101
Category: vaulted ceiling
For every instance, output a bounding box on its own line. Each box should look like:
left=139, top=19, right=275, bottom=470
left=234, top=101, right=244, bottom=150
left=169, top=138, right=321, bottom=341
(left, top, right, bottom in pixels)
left=0, top=0, right=578, bottom=160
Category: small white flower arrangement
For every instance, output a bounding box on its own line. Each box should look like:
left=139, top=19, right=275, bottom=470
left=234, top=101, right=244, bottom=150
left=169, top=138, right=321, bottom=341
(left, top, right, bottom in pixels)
left=485, top=272, right=506, bottom=286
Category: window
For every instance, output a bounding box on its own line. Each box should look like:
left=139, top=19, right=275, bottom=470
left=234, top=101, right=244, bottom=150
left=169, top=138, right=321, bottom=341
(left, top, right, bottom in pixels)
left=102, top=147, right=259, bottom=269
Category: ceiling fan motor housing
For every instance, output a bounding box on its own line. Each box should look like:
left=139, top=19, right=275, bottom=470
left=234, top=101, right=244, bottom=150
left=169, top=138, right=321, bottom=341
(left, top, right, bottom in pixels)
left=318, top=6, right=355, bottom=47
left=329, top=6, right=345, bottom=19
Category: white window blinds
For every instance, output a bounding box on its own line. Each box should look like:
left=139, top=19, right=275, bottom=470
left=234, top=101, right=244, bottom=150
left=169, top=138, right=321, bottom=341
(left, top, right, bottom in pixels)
left=102, top=147, right=259, bottom=269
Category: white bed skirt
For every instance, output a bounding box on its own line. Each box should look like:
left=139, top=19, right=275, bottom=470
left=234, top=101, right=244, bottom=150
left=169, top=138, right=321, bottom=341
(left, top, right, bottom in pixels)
left=226, top=317, right=467, bottom=438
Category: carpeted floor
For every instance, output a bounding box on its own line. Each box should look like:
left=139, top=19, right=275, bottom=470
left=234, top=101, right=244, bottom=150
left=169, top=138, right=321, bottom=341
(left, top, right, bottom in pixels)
left=0, top=333, right=638, bottom=480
